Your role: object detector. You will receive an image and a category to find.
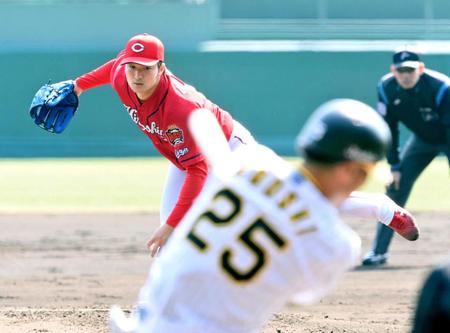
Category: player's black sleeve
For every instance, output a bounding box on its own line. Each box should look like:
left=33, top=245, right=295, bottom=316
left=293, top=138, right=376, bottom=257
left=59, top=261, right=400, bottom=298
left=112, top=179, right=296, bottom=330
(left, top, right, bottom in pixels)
left=438, top=88, right=450, bottom=149
left=412, top=263, right=450, bottom=333
left=376, top=90, right=400, bottom=167
left=385, top=112, right=400, bottom=167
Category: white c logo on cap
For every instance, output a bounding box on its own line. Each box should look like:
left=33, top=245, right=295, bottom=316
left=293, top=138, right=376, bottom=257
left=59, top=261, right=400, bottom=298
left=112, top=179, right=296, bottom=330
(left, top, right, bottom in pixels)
left=131, top=43, right=145, bottom=53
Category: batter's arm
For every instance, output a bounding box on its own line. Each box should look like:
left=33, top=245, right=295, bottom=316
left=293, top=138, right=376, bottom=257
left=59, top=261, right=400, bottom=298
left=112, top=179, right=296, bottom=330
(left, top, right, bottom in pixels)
left=340, top=191, right=419, bottom=241
left=339, top=191, right=396, bottom=225
left=188, top=108, right=238, bottom=180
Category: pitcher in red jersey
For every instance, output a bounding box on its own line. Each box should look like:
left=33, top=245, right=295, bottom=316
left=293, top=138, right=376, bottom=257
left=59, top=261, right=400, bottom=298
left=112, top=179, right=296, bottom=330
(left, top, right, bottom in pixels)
left=74, top=33, right=255, bottom=256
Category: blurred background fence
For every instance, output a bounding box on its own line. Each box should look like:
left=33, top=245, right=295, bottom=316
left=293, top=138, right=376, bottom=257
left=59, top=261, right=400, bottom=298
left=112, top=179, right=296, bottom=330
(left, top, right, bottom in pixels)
left=2, top=0, right=450, bottom=156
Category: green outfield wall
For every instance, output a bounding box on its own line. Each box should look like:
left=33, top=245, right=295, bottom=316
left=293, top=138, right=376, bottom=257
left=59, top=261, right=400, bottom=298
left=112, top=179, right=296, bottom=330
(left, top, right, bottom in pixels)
left=2, top=1, right=450, bottom=157
left=3, top=50, right=450, bottom=157
left=221, top=0, right=450, bottom=19
left=0, top=2, right=219, bottom=52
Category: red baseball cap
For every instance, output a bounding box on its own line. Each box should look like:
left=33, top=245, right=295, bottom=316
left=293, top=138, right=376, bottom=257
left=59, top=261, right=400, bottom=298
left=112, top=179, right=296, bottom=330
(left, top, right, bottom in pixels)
left=120, top=33, right=164, bottom=66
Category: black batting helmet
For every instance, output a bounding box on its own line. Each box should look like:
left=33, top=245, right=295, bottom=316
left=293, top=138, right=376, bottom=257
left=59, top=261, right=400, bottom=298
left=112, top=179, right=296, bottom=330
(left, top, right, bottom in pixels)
left=296, top=99, right=391, bottom=163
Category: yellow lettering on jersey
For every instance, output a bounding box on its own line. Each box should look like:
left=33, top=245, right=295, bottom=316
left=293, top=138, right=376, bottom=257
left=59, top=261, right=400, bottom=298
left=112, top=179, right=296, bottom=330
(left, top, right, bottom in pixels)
left=237, top=167, right=248, bottom=176
left=220, top=217, right=287, bottom=284
left=186, top=188, right=242, bottom=253
left=264, top=179, right=282, bottom=197
left=296, top=226, right=318, bottom=236
left=290, top=209, right=309, bottom=223
left=278, top=192, right=297, bottom=209
left=250, top=170, right=266, bottom=185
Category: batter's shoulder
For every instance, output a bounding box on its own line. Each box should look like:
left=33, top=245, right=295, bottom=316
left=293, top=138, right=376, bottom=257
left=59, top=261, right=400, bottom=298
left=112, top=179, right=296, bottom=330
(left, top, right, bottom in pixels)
left=236, top=144, right=292, bottom=175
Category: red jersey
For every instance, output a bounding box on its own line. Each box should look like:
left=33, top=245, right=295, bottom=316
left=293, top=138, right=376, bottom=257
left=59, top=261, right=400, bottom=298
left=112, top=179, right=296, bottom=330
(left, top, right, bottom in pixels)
left=76, top=51, right=234, bottom=227
left=76, top=52, right=233, bottom=169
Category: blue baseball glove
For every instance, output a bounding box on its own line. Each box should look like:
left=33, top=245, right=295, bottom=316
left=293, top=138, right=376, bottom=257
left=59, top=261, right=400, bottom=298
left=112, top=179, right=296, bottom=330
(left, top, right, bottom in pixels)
left=29, top=80, right=79, bottom=134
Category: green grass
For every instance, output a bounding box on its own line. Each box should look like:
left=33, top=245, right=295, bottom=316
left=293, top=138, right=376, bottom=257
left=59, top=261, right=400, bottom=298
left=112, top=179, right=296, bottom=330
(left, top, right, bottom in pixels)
left=0, top=158, right=168, bottom=213
left=0, top=157, right=448, bottom=213
left=361, top=157, right=449, bottom=212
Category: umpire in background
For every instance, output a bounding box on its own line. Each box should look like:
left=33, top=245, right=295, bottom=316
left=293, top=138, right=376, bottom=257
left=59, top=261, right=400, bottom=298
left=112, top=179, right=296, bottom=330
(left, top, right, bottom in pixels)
left=362, top=49, right=450, bottom=266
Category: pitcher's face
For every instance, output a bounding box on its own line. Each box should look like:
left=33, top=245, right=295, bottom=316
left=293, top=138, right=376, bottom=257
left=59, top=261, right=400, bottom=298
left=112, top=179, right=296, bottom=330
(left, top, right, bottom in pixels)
left=125, top=62, right=164, bottom=100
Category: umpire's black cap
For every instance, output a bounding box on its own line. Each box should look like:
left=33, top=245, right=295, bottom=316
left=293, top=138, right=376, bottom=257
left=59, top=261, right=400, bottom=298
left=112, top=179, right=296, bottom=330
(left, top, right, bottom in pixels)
left=393, top=50, right=421, bottom=69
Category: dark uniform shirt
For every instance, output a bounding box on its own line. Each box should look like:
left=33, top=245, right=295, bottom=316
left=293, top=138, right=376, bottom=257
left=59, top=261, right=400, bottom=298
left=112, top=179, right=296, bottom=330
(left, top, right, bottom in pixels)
left=412, top=262, right=450, bottom=333
left=377, top=69, right=450, bottom=166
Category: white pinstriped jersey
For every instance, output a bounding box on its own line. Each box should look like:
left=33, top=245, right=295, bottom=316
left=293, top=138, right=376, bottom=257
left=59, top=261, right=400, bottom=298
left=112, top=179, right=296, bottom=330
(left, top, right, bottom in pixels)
left=136, top=145, right=361, bottom=333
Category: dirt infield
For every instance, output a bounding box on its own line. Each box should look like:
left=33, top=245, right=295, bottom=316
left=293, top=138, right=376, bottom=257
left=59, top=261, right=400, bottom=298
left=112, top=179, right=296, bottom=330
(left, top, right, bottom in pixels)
left=1, top=212, right=449, bottom=333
